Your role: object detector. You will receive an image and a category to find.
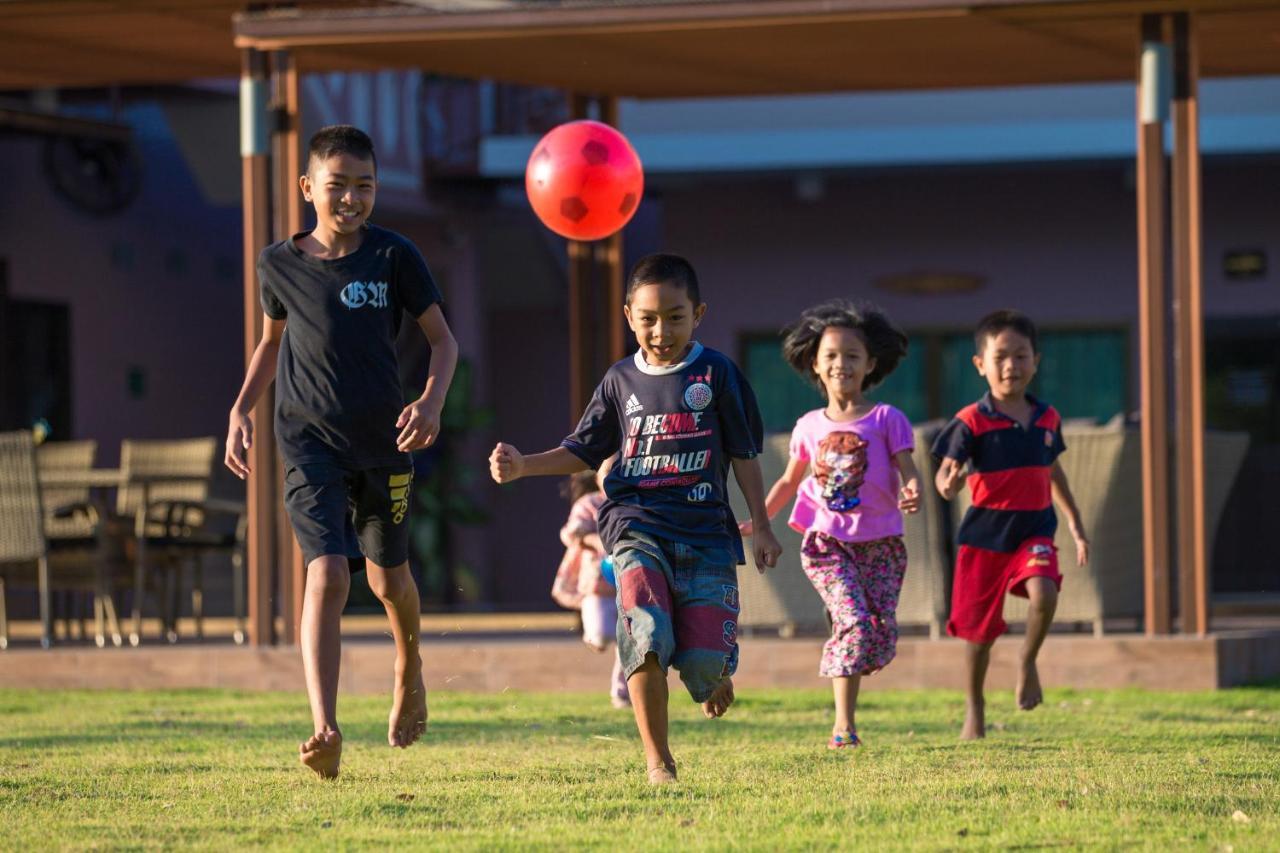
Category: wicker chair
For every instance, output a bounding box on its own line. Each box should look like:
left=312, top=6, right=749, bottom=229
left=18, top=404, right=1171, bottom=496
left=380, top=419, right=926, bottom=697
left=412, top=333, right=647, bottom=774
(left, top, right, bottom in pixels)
left=0, top=431, right=119, bottom=649
left=115, top=438, right=247, bottom=644
left=958, top=422, right=1137, bottom=635
left=945, top=424, right=1251, bottom=634
left=732, top=423, right=951, bottom=636
left=37, top=440, right=98, bottom=543
left=733, top=434, right=823, bottom=635
left=35, top=439, right=129, bottom=644
left=896, top=421, right=952, bottom=638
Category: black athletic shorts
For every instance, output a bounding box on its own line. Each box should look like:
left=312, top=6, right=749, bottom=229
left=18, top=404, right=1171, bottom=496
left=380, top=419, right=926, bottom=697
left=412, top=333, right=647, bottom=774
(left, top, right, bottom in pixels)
left=283, top=462, right=414, bottom=568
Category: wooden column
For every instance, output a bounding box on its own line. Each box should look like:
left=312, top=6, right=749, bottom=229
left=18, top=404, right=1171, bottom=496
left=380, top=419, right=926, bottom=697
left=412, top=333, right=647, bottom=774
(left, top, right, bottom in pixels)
left=0, top=261, right=9, bottom=431
left=567, top=93, right=596, bottom=422
left=600, top=95, right=627, bottom=364
left=1171, top=13, right=1209, bottom=636
left=1137, top=16, right=1172, bottom=636
left=564, top=93, right=629, bottom=420
left=271, top=50, right=306, bottom=644
left=240, top=48, right=276, bottom=646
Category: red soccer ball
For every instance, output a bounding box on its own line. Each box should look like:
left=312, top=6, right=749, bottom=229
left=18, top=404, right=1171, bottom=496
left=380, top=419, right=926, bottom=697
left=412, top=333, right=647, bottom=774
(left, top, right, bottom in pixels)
left=525, top=120, right=644, bottom=241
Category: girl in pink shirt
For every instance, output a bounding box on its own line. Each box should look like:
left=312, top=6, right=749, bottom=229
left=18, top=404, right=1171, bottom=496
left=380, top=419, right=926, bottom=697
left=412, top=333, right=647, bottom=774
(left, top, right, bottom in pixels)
left=553, top=465, right=630, bottom=708
left=743, top=300, right=920, bottom=748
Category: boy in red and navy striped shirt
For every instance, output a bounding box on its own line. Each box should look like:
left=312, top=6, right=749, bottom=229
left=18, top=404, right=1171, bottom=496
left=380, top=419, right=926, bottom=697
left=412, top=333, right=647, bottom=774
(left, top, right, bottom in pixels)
left=932, top=310, right=1089, bottom=740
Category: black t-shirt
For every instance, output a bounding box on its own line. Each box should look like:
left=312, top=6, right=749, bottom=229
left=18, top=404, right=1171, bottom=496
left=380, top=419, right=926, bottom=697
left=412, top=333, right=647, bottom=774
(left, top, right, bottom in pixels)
left=561, top=343, right=764, bottom=563
left=258, top=224, right=442, bottom=469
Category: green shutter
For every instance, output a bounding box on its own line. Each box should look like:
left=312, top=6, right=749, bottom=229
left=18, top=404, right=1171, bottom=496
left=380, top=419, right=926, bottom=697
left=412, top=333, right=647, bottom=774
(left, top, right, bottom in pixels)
left=743, top=337, right=823, bottom=433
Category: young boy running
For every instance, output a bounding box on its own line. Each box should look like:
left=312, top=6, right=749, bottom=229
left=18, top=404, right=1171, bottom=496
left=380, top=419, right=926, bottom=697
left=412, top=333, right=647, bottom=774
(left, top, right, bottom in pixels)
left=931, top=310, right=1089, bottom=740
left=225, top=125, right=458, bottom=778
left=489, top=253, right=782, bottom=784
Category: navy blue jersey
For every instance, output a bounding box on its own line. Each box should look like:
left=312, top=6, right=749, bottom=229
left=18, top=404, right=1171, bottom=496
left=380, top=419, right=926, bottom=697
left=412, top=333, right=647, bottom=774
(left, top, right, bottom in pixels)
left=562, top=343, right=763, bottom=563
left=931, top=392, right=1066, bottom=553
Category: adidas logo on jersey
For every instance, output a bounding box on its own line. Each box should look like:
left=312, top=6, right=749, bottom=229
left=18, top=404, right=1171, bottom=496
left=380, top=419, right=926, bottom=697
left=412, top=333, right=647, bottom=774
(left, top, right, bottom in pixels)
left=624, top=394, right=644, bottom=416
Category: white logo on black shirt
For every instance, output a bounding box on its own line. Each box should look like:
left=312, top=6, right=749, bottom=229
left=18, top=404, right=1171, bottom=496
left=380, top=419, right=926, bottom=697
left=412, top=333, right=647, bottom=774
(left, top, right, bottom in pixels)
left=624, top=394, right=644, bottom=416
left=340, top=280, right=389, bottom=309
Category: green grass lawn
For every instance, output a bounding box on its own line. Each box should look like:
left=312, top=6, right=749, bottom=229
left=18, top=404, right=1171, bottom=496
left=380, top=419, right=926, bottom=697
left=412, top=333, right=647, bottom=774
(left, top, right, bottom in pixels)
left=1, top=685, right=1276, bottom=850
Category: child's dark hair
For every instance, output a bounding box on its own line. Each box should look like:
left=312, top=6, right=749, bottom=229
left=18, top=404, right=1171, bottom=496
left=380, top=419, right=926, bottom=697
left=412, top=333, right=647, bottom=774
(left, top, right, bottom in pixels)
left=782, top=300, right=908, bottom=393
left=561, top=470, right=599, bottom=504
left=974, top=309, right=1038, bottom=354
left=308, top=125, right=377, bottom=173
left=626, top=253, right=701, bottom=306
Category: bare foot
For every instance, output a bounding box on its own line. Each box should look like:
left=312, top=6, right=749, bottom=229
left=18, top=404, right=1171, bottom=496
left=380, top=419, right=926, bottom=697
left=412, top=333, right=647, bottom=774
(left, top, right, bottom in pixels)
left=1016, top=660, right=1043, bottom=711
left=960, top=700, right=985, bottom=740
left=300, top=729, right=342, bottom=779
left=389, top=670, right=428, bottom=748
left=647, top=763, right=678, bottom=785
left=701, top=678, right=735, bottom=719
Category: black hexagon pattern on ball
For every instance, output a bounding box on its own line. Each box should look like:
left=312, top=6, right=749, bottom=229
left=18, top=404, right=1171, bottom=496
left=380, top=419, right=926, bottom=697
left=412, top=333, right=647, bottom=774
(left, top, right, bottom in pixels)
left=581, top=140, right=609, bottom=166
left=560, top=196, right=589, bottom=222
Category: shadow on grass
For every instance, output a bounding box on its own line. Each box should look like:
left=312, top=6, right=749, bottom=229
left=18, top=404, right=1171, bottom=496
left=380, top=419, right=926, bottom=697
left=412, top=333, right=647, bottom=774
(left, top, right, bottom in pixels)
left=0, top=707, right=970, bottom=751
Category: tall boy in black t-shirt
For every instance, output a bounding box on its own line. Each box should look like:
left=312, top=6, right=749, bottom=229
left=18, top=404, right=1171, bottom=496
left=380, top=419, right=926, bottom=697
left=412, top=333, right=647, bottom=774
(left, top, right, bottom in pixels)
left=225, top=126, right=458, bottom=779
left=489, top=254, right=782, bottom=784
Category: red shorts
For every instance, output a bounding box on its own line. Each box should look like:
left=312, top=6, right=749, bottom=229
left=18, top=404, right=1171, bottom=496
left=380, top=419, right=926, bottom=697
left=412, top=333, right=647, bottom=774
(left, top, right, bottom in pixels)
left=947, top=536, right=1062, bottom=644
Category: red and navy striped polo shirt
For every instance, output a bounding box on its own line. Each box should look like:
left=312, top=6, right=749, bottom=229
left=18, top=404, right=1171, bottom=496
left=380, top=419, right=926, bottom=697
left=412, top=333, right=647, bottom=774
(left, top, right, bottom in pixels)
left=931, top=392, right=1066, bottom=554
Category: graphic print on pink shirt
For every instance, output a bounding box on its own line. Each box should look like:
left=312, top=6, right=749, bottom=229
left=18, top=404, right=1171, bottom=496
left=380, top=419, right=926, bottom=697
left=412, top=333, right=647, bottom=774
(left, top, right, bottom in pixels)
left=815, top=431, right=869, bottom=511
left=787, top=403, right=915, bottom=544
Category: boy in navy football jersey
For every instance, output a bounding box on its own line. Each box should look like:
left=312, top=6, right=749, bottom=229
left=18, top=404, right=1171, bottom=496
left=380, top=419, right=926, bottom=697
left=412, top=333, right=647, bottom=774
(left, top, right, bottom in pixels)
left=932, top=310, right=1089, bottom=740
left=490, top=254, right=781, bottom=784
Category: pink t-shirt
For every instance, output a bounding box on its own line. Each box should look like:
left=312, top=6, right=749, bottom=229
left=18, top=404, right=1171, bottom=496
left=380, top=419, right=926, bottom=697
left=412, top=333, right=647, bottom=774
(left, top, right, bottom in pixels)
left=787, top=403, right=915, bottom=543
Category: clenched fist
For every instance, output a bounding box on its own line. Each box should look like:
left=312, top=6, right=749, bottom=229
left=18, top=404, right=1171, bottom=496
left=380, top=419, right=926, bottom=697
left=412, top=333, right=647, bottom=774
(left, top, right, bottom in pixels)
left=489, top=442, right=525, bottom=484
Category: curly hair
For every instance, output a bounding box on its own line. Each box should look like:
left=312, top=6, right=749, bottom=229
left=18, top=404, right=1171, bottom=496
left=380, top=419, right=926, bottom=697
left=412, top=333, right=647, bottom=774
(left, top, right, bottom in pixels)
left=781, top=300, right=908, bottom=394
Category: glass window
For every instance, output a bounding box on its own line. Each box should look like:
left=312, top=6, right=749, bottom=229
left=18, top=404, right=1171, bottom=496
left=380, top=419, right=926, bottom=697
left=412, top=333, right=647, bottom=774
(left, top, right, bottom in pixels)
left=744, top=327, right=1128, bottom=430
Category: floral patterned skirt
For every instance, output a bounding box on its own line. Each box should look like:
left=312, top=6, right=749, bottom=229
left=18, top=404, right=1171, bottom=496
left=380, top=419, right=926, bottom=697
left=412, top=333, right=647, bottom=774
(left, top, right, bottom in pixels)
left=800, top=532, right=907, bottom=678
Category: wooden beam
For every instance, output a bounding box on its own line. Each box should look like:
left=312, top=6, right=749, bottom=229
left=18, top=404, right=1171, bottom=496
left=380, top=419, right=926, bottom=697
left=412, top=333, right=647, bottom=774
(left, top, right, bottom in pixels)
left=271, top=49, right=306, bottom=645
left=233, top=0, right=1279, bottom=49
left=1171, top=12, right=1209, bottom=636
left=1136, top=14, right=1172, bottom=636
left=241, top=47, right=276, bottom=647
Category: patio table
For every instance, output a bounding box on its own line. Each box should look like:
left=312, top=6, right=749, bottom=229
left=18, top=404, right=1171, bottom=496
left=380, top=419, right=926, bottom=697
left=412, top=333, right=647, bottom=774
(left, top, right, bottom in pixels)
left=38, top=469, right=236, bottom=646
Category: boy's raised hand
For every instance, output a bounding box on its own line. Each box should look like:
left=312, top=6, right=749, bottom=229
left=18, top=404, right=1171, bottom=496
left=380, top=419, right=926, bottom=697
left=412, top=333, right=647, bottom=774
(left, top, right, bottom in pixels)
left=224, top=411, right=253, bottom=480
left=752, top=525, right=782, bottom=573
left=489, top=442, right=525, bottom=483
left=396, top=397, right=442, bottom=452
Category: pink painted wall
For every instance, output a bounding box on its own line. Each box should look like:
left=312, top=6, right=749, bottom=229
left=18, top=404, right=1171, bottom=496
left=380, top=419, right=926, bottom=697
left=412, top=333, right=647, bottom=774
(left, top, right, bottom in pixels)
left=2, top=127, right=243, bottom=465
left=662, top=159, right=1279, bottom=382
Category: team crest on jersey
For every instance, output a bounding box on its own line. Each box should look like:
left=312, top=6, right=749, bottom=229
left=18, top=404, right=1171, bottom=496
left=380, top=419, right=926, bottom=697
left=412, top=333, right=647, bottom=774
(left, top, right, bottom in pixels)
left=1044, top=430, right=1053, bottom=447
left=683, top=366, right=713, bottom=411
